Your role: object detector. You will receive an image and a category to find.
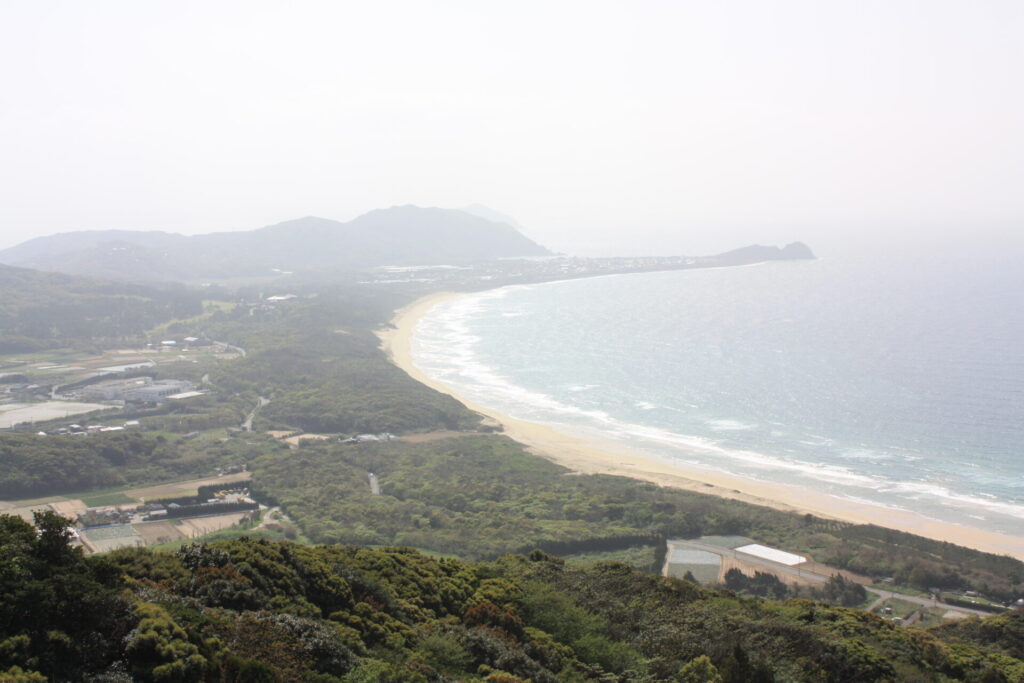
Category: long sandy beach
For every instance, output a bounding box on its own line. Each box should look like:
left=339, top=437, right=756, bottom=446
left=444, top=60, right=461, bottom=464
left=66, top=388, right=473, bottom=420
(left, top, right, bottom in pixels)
left=378, top=292, right=1024, bottom=561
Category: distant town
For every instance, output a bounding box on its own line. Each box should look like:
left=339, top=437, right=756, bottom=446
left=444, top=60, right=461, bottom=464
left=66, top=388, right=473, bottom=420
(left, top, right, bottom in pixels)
left=357, top=248, right=809, bottom=291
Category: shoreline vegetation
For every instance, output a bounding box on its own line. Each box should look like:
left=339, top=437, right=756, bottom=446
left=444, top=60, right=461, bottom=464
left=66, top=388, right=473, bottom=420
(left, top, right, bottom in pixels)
left=380, top=290, right=1024, bottom=562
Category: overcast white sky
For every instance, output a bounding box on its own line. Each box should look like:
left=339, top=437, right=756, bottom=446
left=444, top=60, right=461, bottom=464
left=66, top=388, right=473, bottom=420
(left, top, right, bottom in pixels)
left=1, top=1, right=1021, bottom=256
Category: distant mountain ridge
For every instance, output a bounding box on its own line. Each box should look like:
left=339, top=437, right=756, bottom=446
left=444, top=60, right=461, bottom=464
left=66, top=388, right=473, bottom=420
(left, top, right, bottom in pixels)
left=0, top=205, right=551, bottom=283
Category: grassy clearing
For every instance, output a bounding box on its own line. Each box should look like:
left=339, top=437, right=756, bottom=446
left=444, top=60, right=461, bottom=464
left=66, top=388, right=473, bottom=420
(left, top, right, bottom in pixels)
left=0, top=349, right=84, bottom=365
left=80, top=491, right=136, bottom=507
left=563, top=545, right=659, bottom=570
left=0, top=494, right=68, bottom=507
left=7, top=483, right=153, bottom=509
left=914, top=607, right=960, bottom=629
left=149, top=524, right=302, bottom=552
left=4, top=470, right=249, bottom=510
left=874, top=597, right=922, bottom=619
left=147, top=300, right=236, bottom=338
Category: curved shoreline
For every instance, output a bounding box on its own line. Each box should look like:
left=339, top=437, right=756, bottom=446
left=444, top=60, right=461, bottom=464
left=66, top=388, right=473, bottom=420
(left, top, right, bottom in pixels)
left=378, top=291, right=1024, bottom=561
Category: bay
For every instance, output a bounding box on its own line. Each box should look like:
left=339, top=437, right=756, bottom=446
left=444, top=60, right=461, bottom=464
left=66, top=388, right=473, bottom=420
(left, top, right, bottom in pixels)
left=411, top=250, right=1024, bottom=535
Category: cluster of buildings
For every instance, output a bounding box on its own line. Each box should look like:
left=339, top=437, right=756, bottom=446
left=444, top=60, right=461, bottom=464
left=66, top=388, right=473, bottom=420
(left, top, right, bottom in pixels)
left=664, top=536, right=1023, bottom=620
left=75, top=376, right=196, bottom=403
left=3, top=381, right=49, bottom=399
left=26, top=484, right=262, bottom=553
left=664, top=536, right=815, bottom=586
left=242, top=293, right=299, bottom=317
left=36, top=420, right=141, bottom=437
left=151, top=336, right=210, bottom=349
left=0, top=337, right=225, bottom=432
left=341, top=432, right=397, bottom=444
left=143, top=488, right=256, bottom=521
left=360, top=255, right=707, bottom=288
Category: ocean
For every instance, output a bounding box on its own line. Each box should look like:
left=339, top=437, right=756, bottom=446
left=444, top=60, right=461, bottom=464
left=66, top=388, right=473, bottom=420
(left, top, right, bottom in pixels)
left=410, top=249, right=1024, bottom=536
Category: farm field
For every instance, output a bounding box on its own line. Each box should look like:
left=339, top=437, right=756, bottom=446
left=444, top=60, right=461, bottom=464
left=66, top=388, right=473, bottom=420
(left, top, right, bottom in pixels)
left=133, top=520, right=185, bottom=545
left=80, top=524, right=143, bottom=553
left=121, top=471, right=251, bottom=501
left=177, top=512, right=249, bottom=538
left=0, top=471, right=252, bottom=512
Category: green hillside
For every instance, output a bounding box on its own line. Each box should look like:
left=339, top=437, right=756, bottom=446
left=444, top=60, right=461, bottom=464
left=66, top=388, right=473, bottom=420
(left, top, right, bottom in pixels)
left=0, top=206, right=550, bottom=283
left=0, top=264, right=202, bottom=352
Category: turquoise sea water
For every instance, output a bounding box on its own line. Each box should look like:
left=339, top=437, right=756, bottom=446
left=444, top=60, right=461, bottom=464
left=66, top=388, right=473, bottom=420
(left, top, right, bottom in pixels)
left=411, top=250, right=1024, bottom=535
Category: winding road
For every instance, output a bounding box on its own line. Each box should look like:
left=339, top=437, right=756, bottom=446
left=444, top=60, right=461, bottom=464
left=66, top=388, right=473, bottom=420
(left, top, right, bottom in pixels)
left=242, top=396, right=270, bottom=432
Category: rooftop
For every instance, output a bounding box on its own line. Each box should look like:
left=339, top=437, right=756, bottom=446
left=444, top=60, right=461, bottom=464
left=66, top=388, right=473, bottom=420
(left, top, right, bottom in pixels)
left=669, top=549, right=722, bottom=565
left=735, top=543, right=807, bottom=566
left=693, top=535, right=755, bottom=549
left=166, top=390, right=206, bottom=400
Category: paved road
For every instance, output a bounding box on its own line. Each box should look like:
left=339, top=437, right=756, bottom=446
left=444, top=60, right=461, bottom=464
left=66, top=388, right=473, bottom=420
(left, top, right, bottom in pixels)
left=862, top=587, right=994, bottom=618
left=242, top=396, right=269, bottom=432
left=257, top=506, right=298, bottom=532
left=865, top=594, right=889, bottom=612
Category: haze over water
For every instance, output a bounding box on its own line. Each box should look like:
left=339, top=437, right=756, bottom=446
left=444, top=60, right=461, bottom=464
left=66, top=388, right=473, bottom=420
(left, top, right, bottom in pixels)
left=412, top=249, right=1024, bottom=536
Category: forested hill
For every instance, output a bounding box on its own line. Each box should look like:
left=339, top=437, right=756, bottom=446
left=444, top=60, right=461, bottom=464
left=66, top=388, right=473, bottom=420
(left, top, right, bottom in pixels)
left=0, top=263, right=202, bottom=352
left=0, top=205, right=550, bottom=283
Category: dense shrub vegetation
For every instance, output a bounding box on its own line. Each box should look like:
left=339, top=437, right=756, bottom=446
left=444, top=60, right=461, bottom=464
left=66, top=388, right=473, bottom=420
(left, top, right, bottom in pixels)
left=2, top=513, right=1023, bottom=681
left=249, top=434, right=1024, bottom=601
left=0, top=431, right=270, bottom=498
left=203, top=294, right=481, bottom=435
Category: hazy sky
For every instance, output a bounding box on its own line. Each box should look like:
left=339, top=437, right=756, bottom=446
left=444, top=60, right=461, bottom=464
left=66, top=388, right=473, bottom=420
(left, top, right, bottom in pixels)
left=1, top=1, right=1022, bottom=256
